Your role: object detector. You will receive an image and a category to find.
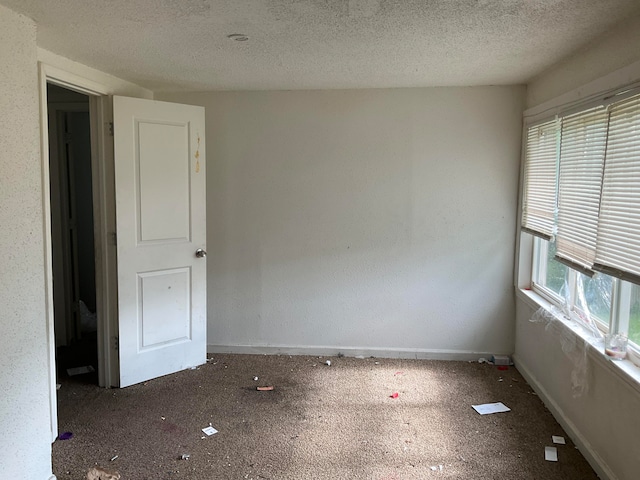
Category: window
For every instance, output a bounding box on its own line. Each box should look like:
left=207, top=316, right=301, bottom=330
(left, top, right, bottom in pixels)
left=533, top=237, right=614, bottom=328
left=534, top=238, right=568, bottom=298
left=522, top=89, right=640, bottom=360
left=629, top=284, right=640, bottom=345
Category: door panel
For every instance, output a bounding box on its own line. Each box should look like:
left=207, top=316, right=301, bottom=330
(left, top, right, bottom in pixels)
left=137, top=121, right=190, bottom=242
left=138, top=267, right=191, bottom=349
left=113, top=96, right=206, bottom=388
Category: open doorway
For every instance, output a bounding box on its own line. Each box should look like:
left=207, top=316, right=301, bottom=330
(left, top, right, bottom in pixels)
left=47, top=83, right=98, bottom=385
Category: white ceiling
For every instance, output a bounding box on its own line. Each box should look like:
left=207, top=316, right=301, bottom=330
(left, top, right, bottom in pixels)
left=4, top=0, right=640, bottom=91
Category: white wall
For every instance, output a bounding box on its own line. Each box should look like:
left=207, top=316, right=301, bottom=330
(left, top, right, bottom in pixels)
left=0, top=5, right=54, bottom=479
left=526, top=13, right=640, bottom=108
left=516, top=24, right=640, bottom=480
left=515, top=300, right=640, bottom=480
left=159, top=87, right=525, bottom=358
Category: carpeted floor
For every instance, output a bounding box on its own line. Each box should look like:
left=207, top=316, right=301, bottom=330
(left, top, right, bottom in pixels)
left=52, top=354, right=599, bottom=479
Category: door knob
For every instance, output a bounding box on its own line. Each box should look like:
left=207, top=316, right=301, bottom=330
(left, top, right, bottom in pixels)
left=195, top=248, right=207, bottom=258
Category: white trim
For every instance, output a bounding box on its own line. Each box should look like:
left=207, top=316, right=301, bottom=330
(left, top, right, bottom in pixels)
left=207, top=344, right=498, bottom=361
left=38, top=63, right=58, bottom=445
left=513, top=353, right=617, bottom=480
left=40, top=62, right=118, bottom=444
left=91, top=96, right=120, bottom=388
left=41, top=64, right=110, bottom=97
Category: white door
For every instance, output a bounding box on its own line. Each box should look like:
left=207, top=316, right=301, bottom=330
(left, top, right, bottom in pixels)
left=113, top=96, right=206, bottom=387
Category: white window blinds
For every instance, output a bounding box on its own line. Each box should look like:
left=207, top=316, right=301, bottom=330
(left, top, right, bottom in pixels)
left=521, top=119, right=558, bottom=239
left=555, top=107, right=609, bottom=273
left=594, top=94, right=640, bottom=285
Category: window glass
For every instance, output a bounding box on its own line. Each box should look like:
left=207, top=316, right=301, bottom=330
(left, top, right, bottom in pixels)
left=578, top=273, right=612, bottom=325
left=544, top=240, right=568, bottom=296
left=629, top=283, right=640, bottom=346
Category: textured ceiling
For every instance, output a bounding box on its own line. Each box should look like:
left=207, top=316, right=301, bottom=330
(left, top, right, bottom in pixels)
left=3, top=0, right=640, bottom=91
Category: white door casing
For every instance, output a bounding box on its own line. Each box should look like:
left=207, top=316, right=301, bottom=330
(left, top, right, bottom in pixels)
left=113, top=96, right=206, bottom=387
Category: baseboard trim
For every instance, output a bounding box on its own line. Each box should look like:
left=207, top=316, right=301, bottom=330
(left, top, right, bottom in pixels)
left=207, top=344, right=496, bottom=362
left=513, top=353, right=616, bottom=480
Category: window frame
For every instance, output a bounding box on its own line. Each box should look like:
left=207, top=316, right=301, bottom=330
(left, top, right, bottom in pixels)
left=531, top=236, right=640, bottom=366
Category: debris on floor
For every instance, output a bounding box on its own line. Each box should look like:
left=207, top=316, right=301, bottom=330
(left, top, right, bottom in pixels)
left=67, top=365, right=95, bottom=376
left=545, top=446, right=558, bottom=462
left=430, top=465, right=443, bottom=471
left=491, top=355, right=511, bottom=366
left=86, top=466, right=121, bottom=480
left=202, top=426, right=218, bottom=436
left=253, top=376, right=259, bottom=381
left=552, top=435, right=566, bottom=444
left=109, top=455, right=118, bottom=462
left=472, top=402, right=510, bottom=415
left=180, top=454, right=191, bottom=460
left=325, top=360, right=331, bottom=366
left=256, top=386, right=274, bottom=391
left=57, top=431, right=73, bottom=440
left=390, top=392, right=399, bottom=399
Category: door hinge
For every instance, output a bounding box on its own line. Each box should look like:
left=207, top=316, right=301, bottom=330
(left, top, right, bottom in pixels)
left=107, top=122, right=114, bottom=136
left=112, top=336, right=119, bottom=351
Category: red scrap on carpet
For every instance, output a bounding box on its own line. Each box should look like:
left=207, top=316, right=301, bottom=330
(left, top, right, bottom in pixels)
left=390, top=392, right=399, bottom=398
left=497, top=366, right=509, bottom=371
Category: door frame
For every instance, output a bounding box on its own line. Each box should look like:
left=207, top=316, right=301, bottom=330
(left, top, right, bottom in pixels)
left=39, top=63, right=119, bottom=443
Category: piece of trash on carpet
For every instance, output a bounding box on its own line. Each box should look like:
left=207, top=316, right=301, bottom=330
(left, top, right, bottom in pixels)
left=257, top=386, right=274, bottom=391
left=394, top=371, right=404, bottom=376
left=390, top=392, right=399, bottom=399
left=202, top=426, right=218, bottom=436
left=253, top=376, right=259, bottom=381
left=472, top=402, right=510, bottom=415
left=325, top=360, right=331, bottom=366
left=552, top=435, right=566, bottom=444
left=67, top=365, right=95, bottom=376
left=56, top=383, right=61, bottom=390
left=429, top=465, right=443, bottom=471
left=110, top=455, right=118, bottom=462
left=491, top=355, right=511, bottom=366
left=545, top=446, right=558, bottom=462
left=180, top=454, right=191, bottom=460
left=58, top=431, right=73, bottom=440
left=86, top=466, right=121, bottom=480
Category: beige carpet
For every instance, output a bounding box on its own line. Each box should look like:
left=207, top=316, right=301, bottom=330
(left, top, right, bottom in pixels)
left=53, top=354, right=598, bottom=479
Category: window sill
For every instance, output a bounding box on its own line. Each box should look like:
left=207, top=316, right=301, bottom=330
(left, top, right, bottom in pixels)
left=516, top=287, right=640, bottom=397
